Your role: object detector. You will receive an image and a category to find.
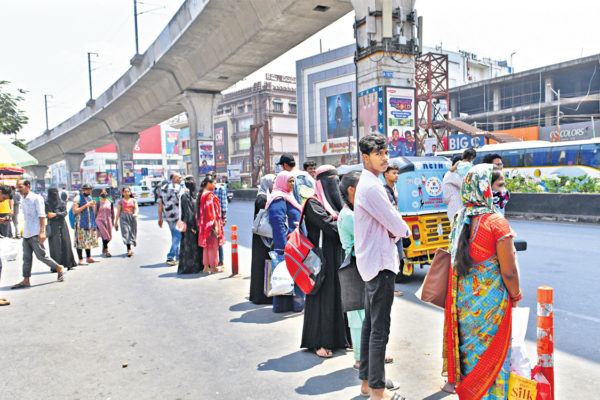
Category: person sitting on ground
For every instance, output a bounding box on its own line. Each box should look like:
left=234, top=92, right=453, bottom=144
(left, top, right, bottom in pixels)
left=449, top=148, right=477, bottom=178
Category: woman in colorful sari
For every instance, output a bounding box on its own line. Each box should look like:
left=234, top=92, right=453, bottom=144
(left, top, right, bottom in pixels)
left=443, top=164, right=522, bottom=400
left=197, top=174, right=225, bottom=274
left=72, top=184, right=99, bottom=265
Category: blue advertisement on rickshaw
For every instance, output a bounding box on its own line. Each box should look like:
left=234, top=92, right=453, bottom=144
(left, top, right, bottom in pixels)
left=393, top=157, right=451, bottom=215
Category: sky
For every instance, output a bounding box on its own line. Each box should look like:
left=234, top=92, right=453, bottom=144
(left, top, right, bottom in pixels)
left=2, top=0, right=599, bottom=144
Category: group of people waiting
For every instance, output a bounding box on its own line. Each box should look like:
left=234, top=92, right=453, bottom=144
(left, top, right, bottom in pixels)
left=249, top=136, right=522, bottom=400
left=157, top=171, right=227, bottom=275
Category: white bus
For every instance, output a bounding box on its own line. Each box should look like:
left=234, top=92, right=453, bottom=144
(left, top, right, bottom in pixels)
left=438, top=138, right=600, bottom=180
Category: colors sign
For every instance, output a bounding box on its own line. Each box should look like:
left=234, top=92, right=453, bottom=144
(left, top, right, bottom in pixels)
left=327, top=92, right=353, bottom=139
left=358, top=86, right=385, bottom=139
left=198, top=141, right=215, bottom=174
left=122, top=161, right=135, bottom=184
left=539, top=121, right=599, bottom=142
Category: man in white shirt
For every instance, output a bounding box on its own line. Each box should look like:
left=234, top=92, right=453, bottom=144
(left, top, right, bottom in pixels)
left=11, top=180, right=66, bottom=289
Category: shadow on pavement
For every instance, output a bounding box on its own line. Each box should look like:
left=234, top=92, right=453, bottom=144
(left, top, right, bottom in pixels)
left=1, top=281, right=55, bottom=292
left=295, top=367, right=360, bottom=396
left=140, top=263, right=172, bottom=269
left=258, top=349, right=328, bottom=373
left=229, top=306, right=298, bottom=324
left=157, top=272, right=210, bottom=279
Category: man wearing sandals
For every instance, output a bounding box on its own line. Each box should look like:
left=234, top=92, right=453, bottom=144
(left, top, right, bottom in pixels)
left=11, top=180, right=66, bottom=290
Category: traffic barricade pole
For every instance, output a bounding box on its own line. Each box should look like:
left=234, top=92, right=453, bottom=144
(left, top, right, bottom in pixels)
left=537, top=286, right=555, bottom=399
left=230, top=225, right=240, bottom=277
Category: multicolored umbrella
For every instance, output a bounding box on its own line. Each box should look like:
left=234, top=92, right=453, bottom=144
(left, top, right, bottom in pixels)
left=0, top=142, right=38, bottom=167
left=0, top=164, right=26, bottom=176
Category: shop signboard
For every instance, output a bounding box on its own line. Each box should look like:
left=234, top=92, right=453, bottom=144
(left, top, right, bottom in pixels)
left=122, top=161, right=135, bottom=184
left=326, top=92, right=353, bottom=139
left=448, top=134, right=485, bottom=151
left=96, top=172, right=108, bottom=184
left=71, top=172, right=82, bottom=190
left=385, top=87, right=415, bottom=134
left=539, top=121, right=599, bottom=142
left=214, top=121, right=229, bottom=173
left=358, top=86, right=384, bottom=139
left=321, top=137, right=358, bottom=157
left=165, top=131, right=179, bottom=154
left=198, top=141, right=215, bottom=174
left=227, top=165, right=241, bottom=182
left=265, top=73, right=296, bottom=84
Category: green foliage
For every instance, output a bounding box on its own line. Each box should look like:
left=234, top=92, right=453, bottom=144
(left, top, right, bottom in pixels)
left=506, top=175, right=544, bottom=193
left=230, top=182, right=243, bottom=190
left=537, top=174, right=600, bottom=194
left=11, top=138, right=27, bottom=150
left=0, top=81, right=29, bottom=136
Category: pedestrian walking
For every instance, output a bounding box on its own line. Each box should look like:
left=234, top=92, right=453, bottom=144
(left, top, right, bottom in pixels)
left=12, top=189, right=21, bottom=239
left=354, top=134, right=410, bottom=400
left=443, top=155, right=464, bottom=222
left=265, top=171, right=304, bottom=313
left=177, top=176, right=202, bottom=274
left=114, top=187, right=138, bottom=257
left=0, top=190, right=12, bottom=238
left=442, top=164, right=521, bottom=399
left=301, top=165, right=349, bottom=358
left=60, top=187, right=68, bottom=202
left=158, top=173, right=182, bottom=266
left=209, top=172, right=228, bottom=270
left=249, top=174, right=275, bottom=305
left=72, top=183, right=99, bottom=265
left=45, top=188, right=77, bottom=271
left=10, top=180, right=66, bottom=289
left=95, top=188, right=114, bottom=258
left=197, top=174, right=225, bottom=274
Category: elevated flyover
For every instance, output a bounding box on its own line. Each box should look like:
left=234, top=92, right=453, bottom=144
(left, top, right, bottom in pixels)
left=27, top=0, right=353, bottom=184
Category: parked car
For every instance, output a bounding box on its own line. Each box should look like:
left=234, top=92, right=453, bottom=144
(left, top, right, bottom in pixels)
left=130, top=186, right=156, bottom=205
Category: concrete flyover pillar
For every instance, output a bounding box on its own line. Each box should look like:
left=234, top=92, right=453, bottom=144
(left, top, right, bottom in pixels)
left=179, top=91, right=223, bottom=182
left=63, top=153, right=86, bottom=190
left=111, top=132, right=140, bottom=188
left=23, top=165, right=49, bottom=192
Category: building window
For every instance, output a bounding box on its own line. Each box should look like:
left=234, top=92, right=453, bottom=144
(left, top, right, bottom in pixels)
left=105, top=159, right=117, bottom=166
left=238, top=105, right=245, bottom=114
left=167, top=160, right=179, bottom=165
left=225, top=107, right=231, bottom=114
left=290, top=103, right=297, bottom=113
left=274, top=102, right=283, bottom=111
left=237, top=138, right=251, bottom=151
left=247, top=103, right=252, bottom=112
left=217, top=108, right=223, bottom=115
left=83, top=160, right=94, bottom=167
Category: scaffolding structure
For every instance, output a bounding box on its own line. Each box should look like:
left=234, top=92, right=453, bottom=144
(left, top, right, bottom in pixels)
left=416, top=52, right=450, bottom=151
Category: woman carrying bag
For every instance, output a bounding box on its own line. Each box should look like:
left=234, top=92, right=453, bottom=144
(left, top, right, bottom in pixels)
left=250, top=175, right=275, bottom=305
left=45, top=187, right=77, bottom=271
left=72, top=184, right=99, bottom=265
left=265, top=171, right=303, bottom=313
left=177, top=176, right=203, bottom=274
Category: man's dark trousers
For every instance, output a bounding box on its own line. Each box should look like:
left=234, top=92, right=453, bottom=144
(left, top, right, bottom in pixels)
left=358, top=269, right=396, bottom=390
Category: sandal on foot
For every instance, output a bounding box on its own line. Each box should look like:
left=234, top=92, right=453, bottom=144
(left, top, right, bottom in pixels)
left=391, top=394, right=407, bottom=400
left=78, top=260, right=88, bottom=266
left=57, top=270, right=67, bottom=282
left=385, top=355, right=394, bottom=364
left=353, top=364, right=360, bottom=371
left=104, top=252, right=112, bottom=258
left=315, top=348, right=333, bottom=358
left=11, top=283, right=31, bottom=289
left=359, top=390, right=370, bottom=397
left=86, top=258, right=99, bottom=263
left=386, top=379, right=400, bottom=391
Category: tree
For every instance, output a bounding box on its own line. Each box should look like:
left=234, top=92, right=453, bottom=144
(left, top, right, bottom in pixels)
left=0, top=80, right=29, bottom=137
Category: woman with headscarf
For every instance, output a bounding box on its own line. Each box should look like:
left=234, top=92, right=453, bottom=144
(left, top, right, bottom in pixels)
left=266, top=171, right=304, bottom=313
left=197, top=174, right=225, bottom=274
left=442, top=164, right=521, bottom=399
left=301, top=165, right=349, bottom=358
left=177, top=176, right=203, bottom=274
left=45, top=187, right=77, bottom=271
left=72, top=183, right=99, bottom=265
left=250, top=174, right=275, bottom=304
left=95, top=188, right=114, bottom=257
left=114, top=187, right=138, bottom=257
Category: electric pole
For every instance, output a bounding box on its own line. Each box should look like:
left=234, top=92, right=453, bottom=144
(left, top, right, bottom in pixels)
left=86, top=52, right=98, bottom=106
left=44, top=94, right=53, bottom=132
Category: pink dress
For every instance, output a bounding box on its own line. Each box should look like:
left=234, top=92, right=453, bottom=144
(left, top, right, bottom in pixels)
left=95, top=200, right=113, bottom=241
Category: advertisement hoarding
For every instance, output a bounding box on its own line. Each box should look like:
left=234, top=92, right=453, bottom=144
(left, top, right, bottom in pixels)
left=386, top=87, right=416, bottom=157
left=327, top=92, right=353, bottom=139
left=395, top=158, right=450, bottom=216
left=423, top=138, right=439, bottom=156
left=165, top=131, right=179, bottom=154
left=448, top=134, right=485, bottom=151
left=227, top=165, right=241, bottom=182
left=539, top=121, right=599, bottom=142
left=198, top=141, right=215, bottom=174
left=214, top=121, right=229, bottom=173
left=96, top=172, right=108, bottom=184
left=237, top=118, right=253, bottom=132
left=122, top=161, right=135, bottom=184
left=358, top=86, right=385, bottom=139
left=71, top=172, right=82, bottom=190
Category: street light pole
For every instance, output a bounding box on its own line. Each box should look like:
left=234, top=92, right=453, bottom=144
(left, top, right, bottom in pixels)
left=86, top=52, right=98, bottom=106
left=511, top=52, right=516, bottom=73
left=134, top=0, right=139, bottom=55
left=44, top=94, right=53, bottom=132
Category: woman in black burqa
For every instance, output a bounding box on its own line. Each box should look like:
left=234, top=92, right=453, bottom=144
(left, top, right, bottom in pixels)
left=249, top=174, right=275, bottom=304
left=178, top=176, right=203, bottom=274
left=45, top=187, right=77, bottom=271
left=301, top=165, right=349, bottom=358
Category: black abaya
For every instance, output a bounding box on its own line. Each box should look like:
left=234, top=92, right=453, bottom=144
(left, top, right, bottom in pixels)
left=45, top=199, right=77, bottom=270
left=300, top=198, right=349, bottom=350
left=249, top=194, right=273, bottom=304
left=178, top=191, right=203, bottom=274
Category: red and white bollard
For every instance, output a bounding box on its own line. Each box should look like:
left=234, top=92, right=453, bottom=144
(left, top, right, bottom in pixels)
left=537, top=286, right=555, bottom=399
left=230, top=225, right=240, bottom=277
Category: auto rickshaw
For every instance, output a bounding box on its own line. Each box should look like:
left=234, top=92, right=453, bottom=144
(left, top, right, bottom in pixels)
left=338, top=156, right=453, bottom=282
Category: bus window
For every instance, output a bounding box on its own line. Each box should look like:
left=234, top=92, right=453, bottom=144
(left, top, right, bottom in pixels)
left=551, top=146, right=580, bottom=166
left=524, top=148, right=551, bottom=167
left=501, top=149, right=525, bottom=168
left=475, top=152, right=491, bottom=165
left=580, top=144, right=600, bottom=169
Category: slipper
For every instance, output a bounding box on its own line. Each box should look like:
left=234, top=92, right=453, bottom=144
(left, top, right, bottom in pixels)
left=386, top=379, right=400, bottom=391
left=359, top=390, right=370, bottom=397
left=57, top=270, right=67, bottom=282
left=353, top=364, right=360, bottom=371
left=86, top=258, right=99, bottom=263
left=385, top=355, right=394, bottom=364
left=78, top=260, right=88, bottom=266
left=390, top=394, right=407, bottom=400
left=315, top=348, right=333, bottom=358
left=104, top=252, right=112, bottom=258
left=440, top=382, right=456, bottom=394
left=11, top=283, right=31, bottom=289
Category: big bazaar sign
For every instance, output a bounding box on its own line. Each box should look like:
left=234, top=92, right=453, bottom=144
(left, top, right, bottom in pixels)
left=322, top=138, right=357, bottom=156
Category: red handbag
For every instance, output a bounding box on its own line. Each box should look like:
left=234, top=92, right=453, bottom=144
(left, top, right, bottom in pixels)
left=284, top=197, right=325, bottom=295
left=531, top=366, right=553, bottom=400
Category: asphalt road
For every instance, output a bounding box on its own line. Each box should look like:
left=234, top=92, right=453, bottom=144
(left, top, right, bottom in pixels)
left=1, top=201, right=598, bottom=399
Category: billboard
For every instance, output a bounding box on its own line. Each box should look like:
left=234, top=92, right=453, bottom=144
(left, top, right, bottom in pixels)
left=96, top=172, right=108, bottom=184
left=423, top=138, right=439, bottom=156
left=448, top=134, right=485, bottom=151
left=92, top=125, right=162, bottom=154
left=165, top=131, right=179, bottom=154
left=122, top=161, right=135, bottom=184
left=227, top=164, right=242, bottom=182
left=386, top=87, right=415, bottom=132
left=71, top=172, right=82, bottom=190
left=539, top=121, right=599, bottom=142
left=358, top=86, right=385, bottom=139
left=327, top=92, right=353, bottom=139
left=394, top=158, right=450, bottom=216
left=214, top=121, right=229, bottom=173
left=238, top=118, right=253, bottom=132
left=198, top=141, right=215, bottom=174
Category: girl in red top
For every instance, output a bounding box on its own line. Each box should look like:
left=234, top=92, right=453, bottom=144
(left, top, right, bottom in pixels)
left=197, top=174, right=225, bottom=273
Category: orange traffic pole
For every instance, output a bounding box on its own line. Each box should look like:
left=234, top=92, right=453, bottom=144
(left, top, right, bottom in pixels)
left=230, top=225, right=240, bottom=277
left=537, top=286, right=555, bottom=399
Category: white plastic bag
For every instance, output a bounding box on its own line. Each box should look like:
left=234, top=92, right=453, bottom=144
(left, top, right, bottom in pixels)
left=510, top=307, right=532, bottom=378
left=268, top=258, right=294, bottom=296
left=0, top=240, right=19, bottom=261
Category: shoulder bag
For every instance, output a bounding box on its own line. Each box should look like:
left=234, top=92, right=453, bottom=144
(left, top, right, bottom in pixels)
left=338, top=248, right=366, bottom=312
left=415, top=247, right=451, bottom=309
left=176, top=191, right=187, bottom=232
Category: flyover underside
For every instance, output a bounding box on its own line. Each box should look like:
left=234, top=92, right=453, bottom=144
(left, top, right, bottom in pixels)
left=28, top=0, right=354, bottom=165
